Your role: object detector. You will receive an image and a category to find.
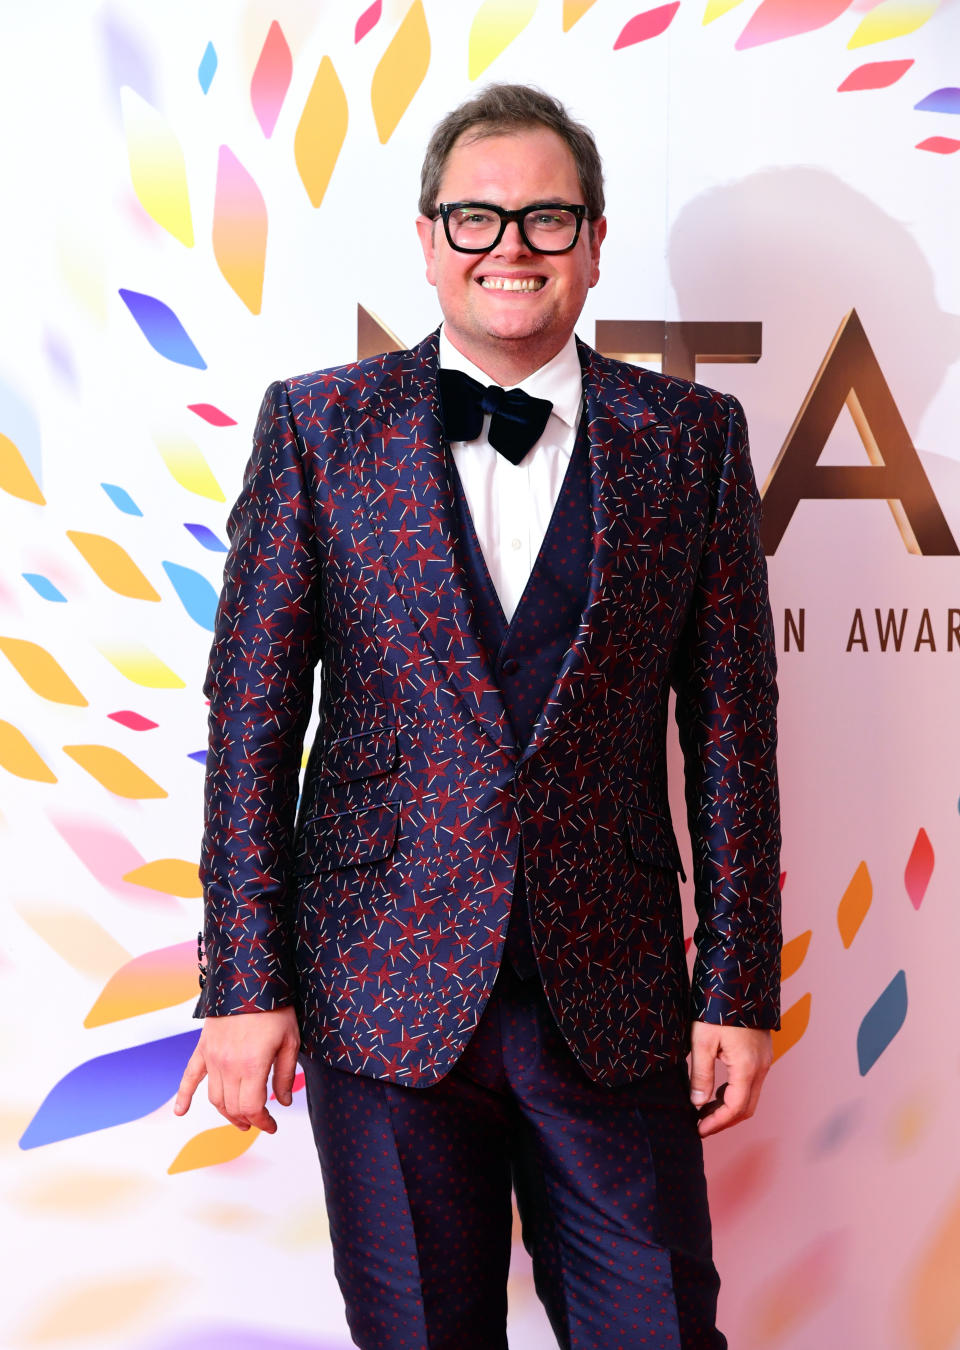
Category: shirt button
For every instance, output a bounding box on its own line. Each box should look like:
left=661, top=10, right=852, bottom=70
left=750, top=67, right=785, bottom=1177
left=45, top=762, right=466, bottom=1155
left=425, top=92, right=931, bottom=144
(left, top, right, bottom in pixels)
left=510, top=537, right=523, bottom=551
left=501, top=657, right=520, bottom=676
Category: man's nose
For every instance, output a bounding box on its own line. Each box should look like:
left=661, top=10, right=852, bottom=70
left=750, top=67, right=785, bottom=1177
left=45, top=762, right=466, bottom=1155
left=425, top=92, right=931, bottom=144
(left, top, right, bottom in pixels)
left=493, top=220, right=532, bottom=257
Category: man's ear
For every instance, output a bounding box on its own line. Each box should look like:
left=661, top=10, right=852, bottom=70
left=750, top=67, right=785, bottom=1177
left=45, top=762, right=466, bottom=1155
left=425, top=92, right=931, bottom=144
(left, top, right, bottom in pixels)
left=415, top=214, right=439, bottom=287
left=588, top=215, right=607, bottom=289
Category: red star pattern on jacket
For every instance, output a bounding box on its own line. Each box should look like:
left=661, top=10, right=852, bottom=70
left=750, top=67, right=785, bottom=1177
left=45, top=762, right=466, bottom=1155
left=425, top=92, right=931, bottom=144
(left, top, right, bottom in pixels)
left=195, top=329, right=781, bottom=1088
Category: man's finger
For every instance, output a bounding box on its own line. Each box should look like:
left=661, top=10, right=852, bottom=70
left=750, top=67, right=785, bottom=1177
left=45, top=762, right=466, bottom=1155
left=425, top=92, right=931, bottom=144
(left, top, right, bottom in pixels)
left=698, top=1101, right=734, bottom=1137
left=173, top=1049, right=207, bottom=1116
left=243, top=1105, right=277, bottom=1133
left=698, top=1073, right=753, bottom=1137
left=718, top=1068, right=751, bottom=1120
left=238, top=1074, right=276, bottom=1134
left=206, top=1064, right=224, bottom=1115
left=207, top=1066, right=248, bottom=1129
left=741, top=1062, right=769, bottom=1122
left=221, top=1071, right=255, bottom=1131
left=271, top=1035, right=300, bottom=1107
left=688, top=1039, right=717, bottom=1109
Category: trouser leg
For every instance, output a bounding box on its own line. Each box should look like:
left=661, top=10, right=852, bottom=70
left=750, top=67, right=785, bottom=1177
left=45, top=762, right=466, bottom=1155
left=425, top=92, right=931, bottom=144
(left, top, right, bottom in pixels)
left=499, top=974, right=726, bottom=1350
left=300, top=987, right=516, bottom=1350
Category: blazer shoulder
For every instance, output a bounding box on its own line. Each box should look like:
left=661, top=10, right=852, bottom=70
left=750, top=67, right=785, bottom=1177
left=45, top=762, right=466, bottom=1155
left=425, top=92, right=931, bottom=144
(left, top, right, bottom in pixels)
left=281, top=331, right=439, bottom=420
left=578, top=337, right=742, bottom=428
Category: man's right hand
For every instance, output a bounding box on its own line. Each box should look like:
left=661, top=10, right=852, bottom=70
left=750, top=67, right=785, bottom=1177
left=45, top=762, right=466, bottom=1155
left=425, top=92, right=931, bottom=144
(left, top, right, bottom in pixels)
left=174, top=1006, right=301, bottom=1133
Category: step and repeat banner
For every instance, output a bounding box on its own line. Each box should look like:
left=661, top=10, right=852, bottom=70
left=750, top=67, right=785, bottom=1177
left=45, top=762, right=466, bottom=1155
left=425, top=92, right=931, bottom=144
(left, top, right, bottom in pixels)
left=1, top=2, right=958, bottom=1348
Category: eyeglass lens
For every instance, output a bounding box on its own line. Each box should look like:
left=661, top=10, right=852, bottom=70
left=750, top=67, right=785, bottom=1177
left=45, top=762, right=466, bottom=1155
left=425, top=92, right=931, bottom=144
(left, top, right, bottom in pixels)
left=446, top=206, right=579, bottom=253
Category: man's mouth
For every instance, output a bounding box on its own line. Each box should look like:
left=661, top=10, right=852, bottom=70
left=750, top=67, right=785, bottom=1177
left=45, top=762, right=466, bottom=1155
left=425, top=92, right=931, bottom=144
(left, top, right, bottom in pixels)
left=477, top=276, right=546, bottom=292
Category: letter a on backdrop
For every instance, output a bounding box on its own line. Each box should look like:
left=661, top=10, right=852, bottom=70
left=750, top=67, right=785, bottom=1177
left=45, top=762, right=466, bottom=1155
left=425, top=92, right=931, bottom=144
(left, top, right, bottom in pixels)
left=760, top=309, right=958, bottom=555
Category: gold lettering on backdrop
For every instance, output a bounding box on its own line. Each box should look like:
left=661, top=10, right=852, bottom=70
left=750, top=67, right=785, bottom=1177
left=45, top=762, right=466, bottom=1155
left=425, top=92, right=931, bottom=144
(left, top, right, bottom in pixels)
left=593, top=321, right=762, bottom=382
left=760, top=310, right=958, bottom=556
left=357, top=305, right=405, bottom=360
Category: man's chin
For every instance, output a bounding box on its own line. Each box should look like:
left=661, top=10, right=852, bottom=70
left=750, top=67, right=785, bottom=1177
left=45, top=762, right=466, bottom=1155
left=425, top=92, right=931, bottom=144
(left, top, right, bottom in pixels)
left=477, top=316, right=555, bottom=346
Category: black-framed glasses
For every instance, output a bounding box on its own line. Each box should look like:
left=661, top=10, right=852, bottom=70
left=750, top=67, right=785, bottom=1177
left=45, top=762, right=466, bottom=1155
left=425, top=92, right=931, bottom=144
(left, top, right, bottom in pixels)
left=436, top=201, right=588, bottom=255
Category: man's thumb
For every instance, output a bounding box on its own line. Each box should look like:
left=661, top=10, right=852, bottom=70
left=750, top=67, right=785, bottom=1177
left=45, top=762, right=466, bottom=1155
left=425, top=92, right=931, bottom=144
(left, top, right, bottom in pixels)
left=272, top=1037, right=299, bottom=1107
left=689, top=1047, right=715, bottom=1108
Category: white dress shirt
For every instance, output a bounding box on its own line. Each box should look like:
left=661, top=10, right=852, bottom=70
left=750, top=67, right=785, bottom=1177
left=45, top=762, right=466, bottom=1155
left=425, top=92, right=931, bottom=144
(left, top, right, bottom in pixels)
left=439, top=327, right=584, bottom=623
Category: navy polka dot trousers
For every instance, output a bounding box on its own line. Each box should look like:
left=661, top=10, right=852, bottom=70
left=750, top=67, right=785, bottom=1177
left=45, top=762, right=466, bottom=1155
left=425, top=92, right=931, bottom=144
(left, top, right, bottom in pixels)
left=300, top=960, right=726, bottom=1350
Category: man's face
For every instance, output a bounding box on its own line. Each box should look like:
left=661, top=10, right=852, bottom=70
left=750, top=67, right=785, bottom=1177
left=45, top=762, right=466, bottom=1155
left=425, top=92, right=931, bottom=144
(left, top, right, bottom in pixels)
left=416, top=125, right=606, bottom=373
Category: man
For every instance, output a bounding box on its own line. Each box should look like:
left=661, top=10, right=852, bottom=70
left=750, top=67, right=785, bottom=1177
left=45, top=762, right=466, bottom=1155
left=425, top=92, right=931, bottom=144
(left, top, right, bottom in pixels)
left=175, top=84, right=781, bottom=1350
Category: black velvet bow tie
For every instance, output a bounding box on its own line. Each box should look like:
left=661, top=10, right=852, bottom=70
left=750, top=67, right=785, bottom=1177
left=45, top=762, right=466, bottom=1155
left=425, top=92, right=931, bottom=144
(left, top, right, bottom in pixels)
left=437, top=367, right=553, bottom=465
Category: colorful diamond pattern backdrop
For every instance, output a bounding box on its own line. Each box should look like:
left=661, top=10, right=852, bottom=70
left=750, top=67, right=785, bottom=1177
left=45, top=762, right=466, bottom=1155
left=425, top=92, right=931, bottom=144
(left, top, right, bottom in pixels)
left=1, top=2, right=958, bottom=1348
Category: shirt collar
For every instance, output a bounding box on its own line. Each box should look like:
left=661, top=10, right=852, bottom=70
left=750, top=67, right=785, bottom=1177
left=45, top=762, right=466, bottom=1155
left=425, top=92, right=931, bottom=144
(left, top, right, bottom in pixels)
left=438, top=327, right=583, bottom=433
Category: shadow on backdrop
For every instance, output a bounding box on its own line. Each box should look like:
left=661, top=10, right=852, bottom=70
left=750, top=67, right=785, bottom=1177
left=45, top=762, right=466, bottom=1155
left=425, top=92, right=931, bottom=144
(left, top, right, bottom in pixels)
left=667, top=166, right=960, bottom=464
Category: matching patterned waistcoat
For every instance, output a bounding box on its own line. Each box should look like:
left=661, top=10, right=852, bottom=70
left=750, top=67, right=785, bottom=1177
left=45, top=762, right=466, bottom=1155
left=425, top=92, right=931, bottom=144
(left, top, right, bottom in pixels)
left=448, top=415, right=594, bottom=980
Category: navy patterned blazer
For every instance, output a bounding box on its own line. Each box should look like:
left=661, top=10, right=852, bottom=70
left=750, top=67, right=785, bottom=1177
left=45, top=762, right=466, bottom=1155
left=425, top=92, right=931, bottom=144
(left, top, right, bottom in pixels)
left=195, top=330, right=781, bottom=1088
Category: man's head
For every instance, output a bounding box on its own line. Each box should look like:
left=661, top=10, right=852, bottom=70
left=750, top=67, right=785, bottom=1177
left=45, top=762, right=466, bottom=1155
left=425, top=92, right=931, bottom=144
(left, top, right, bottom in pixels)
left=416, top=84, right=607, bottom=383
left=418, top=84, right=605, bottom=223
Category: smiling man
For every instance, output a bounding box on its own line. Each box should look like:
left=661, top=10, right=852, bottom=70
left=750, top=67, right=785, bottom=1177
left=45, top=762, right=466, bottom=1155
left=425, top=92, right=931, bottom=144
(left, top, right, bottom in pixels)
left=176, top=85, right=781, bottom=1350
left=416, top=123, right=604, bottom=383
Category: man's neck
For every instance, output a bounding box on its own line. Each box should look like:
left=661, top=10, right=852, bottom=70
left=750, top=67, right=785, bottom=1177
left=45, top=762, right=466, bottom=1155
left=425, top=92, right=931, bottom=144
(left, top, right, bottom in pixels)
left=442, top=329, right=573, bottom=387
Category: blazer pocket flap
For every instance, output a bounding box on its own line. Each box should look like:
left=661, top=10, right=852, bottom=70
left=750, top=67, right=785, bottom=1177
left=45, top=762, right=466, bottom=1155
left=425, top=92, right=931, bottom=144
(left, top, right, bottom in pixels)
left=624, top=810, right=685, bottom=878
left=322, top=728, right=398, bottom=784
left=296, top=802, right=400, bottom=874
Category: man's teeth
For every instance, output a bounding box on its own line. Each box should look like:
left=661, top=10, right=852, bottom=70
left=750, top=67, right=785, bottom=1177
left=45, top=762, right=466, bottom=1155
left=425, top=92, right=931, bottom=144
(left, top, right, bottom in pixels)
left=479, top=276, right=545, bottom=291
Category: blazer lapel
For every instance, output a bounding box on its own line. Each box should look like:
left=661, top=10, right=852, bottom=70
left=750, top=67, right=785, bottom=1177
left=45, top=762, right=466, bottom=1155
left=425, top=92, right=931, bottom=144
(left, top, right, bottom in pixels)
left=519, top=338, right=666, bottom=766
left=349, top=332, right=515, bottom=756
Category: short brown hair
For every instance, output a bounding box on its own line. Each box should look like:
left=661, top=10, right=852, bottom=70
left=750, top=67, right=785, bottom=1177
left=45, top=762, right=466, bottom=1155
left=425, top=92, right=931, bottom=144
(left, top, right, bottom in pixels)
left=418, top=84, right=605, bottom=221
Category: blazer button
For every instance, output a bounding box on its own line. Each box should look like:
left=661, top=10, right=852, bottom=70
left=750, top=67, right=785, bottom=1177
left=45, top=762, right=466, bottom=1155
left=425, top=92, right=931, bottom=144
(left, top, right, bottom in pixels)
left=501, top=657, right=520, bottom=676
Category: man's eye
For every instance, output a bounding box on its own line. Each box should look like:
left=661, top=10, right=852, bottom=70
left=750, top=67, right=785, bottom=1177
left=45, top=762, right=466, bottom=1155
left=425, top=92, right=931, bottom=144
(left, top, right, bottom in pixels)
left=529, top=212, right=564, bottom=228
left=457, top=210, right=495, bottom=226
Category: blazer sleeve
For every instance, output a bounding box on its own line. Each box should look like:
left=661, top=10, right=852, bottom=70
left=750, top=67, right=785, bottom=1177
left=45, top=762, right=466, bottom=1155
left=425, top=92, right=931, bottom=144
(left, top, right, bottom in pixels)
left=194, top=380, right=324, bottom=1018
left=671, top=394, right=782, bottom=1029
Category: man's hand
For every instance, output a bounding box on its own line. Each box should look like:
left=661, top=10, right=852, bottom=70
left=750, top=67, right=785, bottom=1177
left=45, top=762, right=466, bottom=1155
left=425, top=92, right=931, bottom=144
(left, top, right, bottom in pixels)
left=689, top=1020, right=772, bottom=1138
left=174, top=1006, right=300, bottom=1134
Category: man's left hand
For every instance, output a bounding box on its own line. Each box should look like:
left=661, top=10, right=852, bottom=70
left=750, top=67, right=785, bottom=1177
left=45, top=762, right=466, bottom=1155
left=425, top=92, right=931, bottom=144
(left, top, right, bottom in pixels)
left=689, top=1020, right=772, bottom=1138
